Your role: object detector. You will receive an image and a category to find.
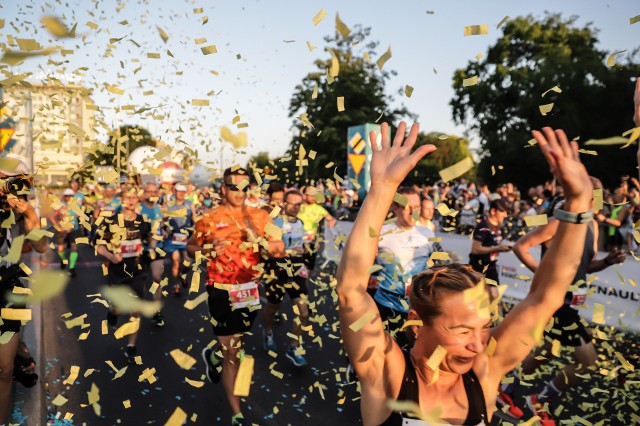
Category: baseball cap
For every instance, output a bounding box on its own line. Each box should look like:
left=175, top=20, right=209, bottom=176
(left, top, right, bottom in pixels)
left=174, top=183, right=187, bottom=192
left=63, top=188, right=75, bottom=196
left=0, top=157, right=30, bottom=176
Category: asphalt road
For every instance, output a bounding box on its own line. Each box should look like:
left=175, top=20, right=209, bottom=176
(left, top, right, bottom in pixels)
left=18, top=243, right=639, bottom=426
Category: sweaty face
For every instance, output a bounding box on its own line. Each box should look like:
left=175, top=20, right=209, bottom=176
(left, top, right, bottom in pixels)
left=415, top=291, right=491, bottom=375
left=393, top=193, right=420, bottom=228
left=284, top=194, right=303, bottom=217
left=222, top=174, right=248, bottom=208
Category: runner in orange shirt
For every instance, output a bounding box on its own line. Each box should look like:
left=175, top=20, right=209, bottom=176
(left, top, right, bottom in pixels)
left=187, top=167, right=283, bottom=426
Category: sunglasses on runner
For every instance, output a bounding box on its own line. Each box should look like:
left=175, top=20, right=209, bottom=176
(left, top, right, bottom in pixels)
left=224, top=183, right=249, bottom=192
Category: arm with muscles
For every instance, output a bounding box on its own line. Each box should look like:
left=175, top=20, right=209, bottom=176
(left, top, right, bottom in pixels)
left=487, top=128, right=593, bottom=382
left=337, top=122, right=435, bottom=422
left=512, top=219, right=560, bottom=273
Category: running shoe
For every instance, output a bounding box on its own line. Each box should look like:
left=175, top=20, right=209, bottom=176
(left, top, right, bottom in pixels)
left=124, top=345, right=137, bottom=365
left=263, top=331, right=277, bottom=352
left=202, top=347, right=221, bottom=383
left=286, top=346, right=307, bottom=367
left=526, top=394, right=556, bottom=426
left=69, top=268, right=76, bottom=278
left=106, top=311, right=118, bottom=328
left=153, top=311, right=165, bottom=327
left=496, top=389, right=524, bottom=419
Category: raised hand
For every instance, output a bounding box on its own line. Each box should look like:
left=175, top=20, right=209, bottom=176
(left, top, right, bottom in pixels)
left=531, top=127, right=592, bottom=202
left=368, top=122, right=436, bottom=189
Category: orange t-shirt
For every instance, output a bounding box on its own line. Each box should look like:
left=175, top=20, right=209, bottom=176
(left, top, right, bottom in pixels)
left=195, top=205, right=278, bottom=285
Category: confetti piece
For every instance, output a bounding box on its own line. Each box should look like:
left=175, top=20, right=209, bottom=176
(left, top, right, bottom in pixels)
left=184, top=292, right=209, bottom=310
left=462, top=76, right=478, bottom=87
left=405, top=85, right=414, bottom=97
left=335, top=14, right=351, bottom=38
left=105, top=84, right=125, bottom=95
left=0, top=308, right=31, bottom=321
left=233, top=355, right=254, bottom=397
left=41, top=16, right=74, bottom=38
left=306, top=41, right=317, bottom=52
left=606, top=50, right=626, bottom=67
left=337, top=97, right=345, bottom=112
left=541, top=86, right=562, bottom=97
left=524, top=214, right=548, bottom=227
left=487, top=337, right=497, bottom=357
left=0, top=332, right=15, bottom=344
left=192, top=99, right=210, bottom=107
left=201, top=45, right=217, bottom=55
left=164, top=407, right=187, bottom=426
left=101, top=286, right=162, bottom=318
left=16, top=39, right=43, bottom=51
left=376, top=46, right=392, bottom=71
left=400, top=319, right=423, bottom=330
left=156, top=26, right=169, bottom=43
left=426, top=345, right=447, bottom=371
left=185, top=378, right=204, bottom=388
left=496, top=16, right=510, bottom=29
left=170, top=349, right=197, bottom=370
left=312, top=8, right=327, bottom=26
left=592, top=303, right=605, bottom=324
left=539, top=103, right=554, bottom=116
left=631, top=15, right=640, bottom=25
left=464, top=24, right=488, bottom=36
left=329, top=49, right=340, bottom=77
left=51, top=394, right=68, bottom=406
left=439, top=157, right=474, bottom=182
left=349, top=311, right=376, bottom=332
left=220, top=126, right=248, bottom=149
left=463, top=280, right=485, bottom=303
left=123, top=400, right=131, bottom=408
left=393, top=192, right=408, bottom=207
left=138, top=367, right=157, bottom=384
left=114, top=318, right=140, bottom=339
left=584, top=136, right=632, bottom=146
left=593, top=188, right=603, bottom=211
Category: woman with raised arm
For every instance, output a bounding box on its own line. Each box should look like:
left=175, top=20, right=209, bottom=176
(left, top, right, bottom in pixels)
left=337, top=122, right=593, bottom=425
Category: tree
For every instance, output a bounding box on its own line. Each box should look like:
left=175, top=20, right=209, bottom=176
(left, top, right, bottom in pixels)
left=87, top=125, right=156, bottom=169
left=283, top=25, right=412, bottom=184
left=407, top=132, right=476, bottom=185
left=451, top=14, right=640, bottom=189
left=247, top=151, right=271, bottom=171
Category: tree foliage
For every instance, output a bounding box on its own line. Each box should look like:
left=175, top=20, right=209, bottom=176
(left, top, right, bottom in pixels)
left=451, top=14, right=640, bottom=189
left=282, top=26, right=412, bottom=184
left=406, top=132, right=476, bottom=185
left=87, top=125, right=156, bottom=168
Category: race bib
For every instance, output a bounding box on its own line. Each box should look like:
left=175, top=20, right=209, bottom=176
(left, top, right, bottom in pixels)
left=228, top=281, right=260, bottom=309
left=172, top=233, right=188, bottom=247
left=570, top=287, right=588, bottom=308
left=120, top=239, right=142, bottom=258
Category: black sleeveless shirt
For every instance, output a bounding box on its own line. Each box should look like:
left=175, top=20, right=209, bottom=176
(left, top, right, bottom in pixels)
left=379, top=351, right=488, bottom=426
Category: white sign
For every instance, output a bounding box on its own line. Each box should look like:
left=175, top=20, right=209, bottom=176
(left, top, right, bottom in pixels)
left=323, top=221, right=640, bottom=332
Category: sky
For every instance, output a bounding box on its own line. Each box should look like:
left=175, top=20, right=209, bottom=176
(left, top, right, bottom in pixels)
left=1, top=0, right=639, bottom=172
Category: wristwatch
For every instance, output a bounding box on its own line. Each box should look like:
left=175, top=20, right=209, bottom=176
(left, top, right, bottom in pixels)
left=553, top=208, right=593, bottom=224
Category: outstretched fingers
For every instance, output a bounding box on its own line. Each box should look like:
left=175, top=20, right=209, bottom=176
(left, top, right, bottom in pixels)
left=532, top=130, right=557, bottom=171
left=380, top=122, right=390, bottom=150
left=401, top=123, right=421, bottom=152
left=410, top=144, right=437, bottom=167
left=392, top=121, right=407, bottom=148
left=369, top=130, right=380, bottom=152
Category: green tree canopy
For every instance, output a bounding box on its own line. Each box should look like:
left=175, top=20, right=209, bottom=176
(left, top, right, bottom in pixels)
left=281, top=25, right=411, bottom=184
left=407, top=132, right=476, bottom=185
left=451, top=14, right=640, bottom=189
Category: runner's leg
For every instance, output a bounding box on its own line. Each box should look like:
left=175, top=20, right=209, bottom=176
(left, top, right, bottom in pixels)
left=218, top=334, right=244, bottom=415
left=0, top=332, right=20, bottom=423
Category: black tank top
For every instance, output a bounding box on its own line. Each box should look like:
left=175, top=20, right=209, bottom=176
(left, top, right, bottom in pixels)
left=540, top=224, right=594, bottom=306
left=379, top=351, right=488, bottom=426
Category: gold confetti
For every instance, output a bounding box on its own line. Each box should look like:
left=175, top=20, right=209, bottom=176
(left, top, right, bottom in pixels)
left=335, top=14, right=351, bottom=38
left=606, top=50, right=626, bottom=67
left=593, top=188, right=603, bottom=211
left=123, top=400, right=131, bottom=408
left=376, top=46, right=392, bottom=71
left=630, top=15, right=640, bottom=25
left=439, top=157, right=474, bottom=182
left=170, top=349, right=197, bottom=370
left=157, top=26, right=169, bottom=43
left=426, top=345, right=447, bottom=371
left=487, top=337, right=497, bottom=357
left=496, top=16, right=510, bottom=29
left=524, top=214, right=548, bottom=227
left=51, top=394, right=68, bottom=406
left=220, top=126, right=248, bottom=149
left=201, top=45, right=217, bottom=55
left=349, top=311, right=376, bottom=332
left=312, top=8, right=327, bottom=26
left=164, top=407, right=187, bottom=426
left=233, top=355, right=254, bottom=397
left=592, top=303, right=605, bottom=324
left=539, top=103, right=554, bottom=116
left=337, top=96, right=345, bottom=112
left=542, top=86, right=562, bottom=97
left=40, top=16, right=74, bottom=38
left=464, top=24, right=488, bottom=36
left=0, top=308, right=31, bottom=321
left=405, top=85, right=414, bottom=97
left=185, top=378, right=204, bottom=388
left=16, top=39, right=43, bottom=51
left=114, top=318, right=140, bottom=339
left=105, top=84, right=125, bottom=95
left=462, top=76, right=478, bottom=87
left=192, top=99, right=210, bottom=107
left=184, top=292, right=209, bottom=310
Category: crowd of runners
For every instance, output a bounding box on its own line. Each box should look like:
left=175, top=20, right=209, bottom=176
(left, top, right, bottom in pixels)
left=0, top=80, right=638, bottom=426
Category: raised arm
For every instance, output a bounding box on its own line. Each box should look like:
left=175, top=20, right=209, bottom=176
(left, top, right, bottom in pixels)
left=489, top=128, right=592, bottom=379
left=512, top=219, right=559, bottom=273
left=337, top=122, right=435, bottom=388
